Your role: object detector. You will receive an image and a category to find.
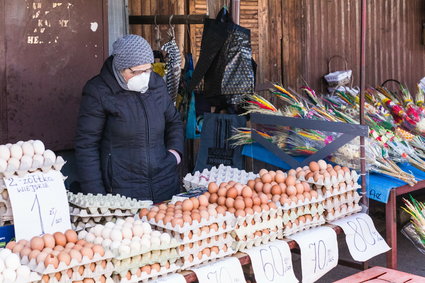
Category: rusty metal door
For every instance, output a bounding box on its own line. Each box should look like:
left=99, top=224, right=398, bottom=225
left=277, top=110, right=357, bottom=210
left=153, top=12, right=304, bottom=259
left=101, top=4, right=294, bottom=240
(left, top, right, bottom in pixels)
left=0, top=0, right=108, bottom=150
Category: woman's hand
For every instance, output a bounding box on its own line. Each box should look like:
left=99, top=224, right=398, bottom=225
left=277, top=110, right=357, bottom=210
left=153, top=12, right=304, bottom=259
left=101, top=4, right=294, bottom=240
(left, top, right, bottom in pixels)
left=168, top=149, right=181, bottom=164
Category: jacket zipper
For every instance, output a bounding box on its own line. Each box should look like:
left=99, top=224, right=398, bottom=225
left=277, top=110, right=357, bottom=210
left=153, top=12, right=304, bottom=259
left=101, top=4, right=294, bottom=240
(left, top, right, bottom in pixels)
left=107, top=153, right=113, bottom=192
left=135, top=94, right=154, bottom=201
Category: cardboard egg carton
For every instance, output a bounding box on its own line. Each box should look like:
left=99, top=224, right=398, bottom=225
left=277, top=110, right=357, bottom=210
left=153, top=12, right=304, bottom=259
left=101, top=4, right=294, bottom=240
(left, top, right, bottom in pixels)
left=183, top=165, right=258, bottom=190
left=177, top=233, right=233, bottom=257
left=234, top=207, right=282, bottom=226
left=233, top=216, right=282, bottom=238
left=70, top=206, right=136, bottom=218
left=43, top=275, right=114, bottom=283
left=111, top=240, right=180, bottom=261
left=323, top=191, right=362, bottom=210
left=299, top=170, right=359, bottom=189
left=232, top=231, right=279, bottom=251
left=321, top=183, right=361, bottom=198
left=114, top=263, right=180, bottom=283
left=283, top=215, right=326, bottom=236
left=278, top=191, right=326, bottom=211
left=325, top=203, right=363, bottom=222
left=0, top=157, right=66, bottom=179
left=21, top=250, right=114, bottom=275
left=282, top=203, right=325, bottom=224
left=72, top=220, right=97, bottom=232
left=67, top=192, right=152, bottom=212
left=142, top=211, right=236, bottom=234
left=169, top=222, right=234, bottom=244
left=113, top=248, right=180, bottom=274
left=178, top=246, right=235, bottom=271
left=40, top=260, right=115, bottom=282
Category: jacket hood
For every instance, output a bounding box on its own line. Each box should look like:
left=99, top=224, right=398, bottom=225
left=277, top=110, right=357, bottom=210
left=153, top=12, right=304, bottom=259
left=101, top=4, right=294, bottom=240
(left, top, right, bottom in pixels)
left=100, top=56, right=165, bottom=95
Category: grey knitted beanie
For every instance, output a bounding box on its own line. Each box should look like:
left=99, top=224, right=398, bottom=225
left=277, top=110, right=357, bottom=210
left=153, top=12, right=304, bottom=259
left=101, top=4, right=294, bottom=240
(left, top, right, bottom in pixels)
left=112, top=34, right=154, bottom=70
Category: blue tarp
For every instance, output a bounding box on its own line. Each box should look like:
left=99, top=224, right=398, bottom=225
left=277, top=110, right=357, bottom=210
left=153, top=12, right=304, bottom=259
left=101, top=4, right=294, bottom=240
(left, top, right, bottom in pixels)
left=242, top=143, right=425, bottom=203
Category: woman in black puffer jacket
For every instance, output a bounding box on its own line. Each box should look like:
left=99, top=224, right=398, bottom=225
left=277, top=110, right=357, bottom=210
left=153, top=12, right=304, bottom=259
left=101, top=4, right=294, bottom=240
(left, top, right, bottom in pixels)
left=75, top=35, right=183, bottom=203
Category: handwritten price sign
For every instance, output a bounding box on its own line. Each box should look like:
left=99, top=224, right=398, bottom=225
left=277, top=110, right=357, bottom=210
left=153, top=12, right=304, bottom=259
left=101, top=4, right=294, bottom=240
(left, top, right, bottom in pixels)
left=245, top=240, right=298, bottom=283
left=290, top=226, right=338, bottom=283
left=5, top=170, right=71, bottom=240
left=148, top=273, right=186, bottom=283
left=331, top=213, right=390, bottom=262
left=191, top=257, right=246, bottom=283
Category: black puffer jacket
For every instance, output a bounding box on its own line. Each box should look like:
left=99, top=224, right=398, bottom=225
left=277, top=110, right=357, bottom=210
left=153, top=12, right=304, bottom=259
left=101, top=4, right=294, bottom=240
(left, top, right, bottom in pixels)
left=75, top=56, right=184, bottom=202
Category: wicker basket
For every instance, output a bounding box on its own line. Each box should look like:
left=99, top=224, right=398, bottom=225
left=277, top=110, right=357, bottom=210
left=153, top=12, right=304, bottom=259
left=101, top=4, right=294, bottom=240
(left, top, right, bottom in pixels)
left=324, top=55, right=352, bottom=87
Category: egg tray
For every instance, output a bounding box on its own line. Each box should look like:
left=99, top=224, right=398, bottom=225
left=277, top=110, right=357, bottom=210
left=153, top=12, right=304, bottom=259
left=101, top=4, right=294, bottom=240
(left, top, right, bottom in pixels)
left=299, top=170, right=359, bottom=189
left=183, top=165, right=258, bottom=190
left=323, top=192, right=362, bottom=210
left=113, top=263, right=180, bottom=283
left=234, top=207, right=282, bottom=226
left=67, top=191, right=153, bottom=211
left=169, top=222, right=235, bottom=244
left=0, top=158, right=66, bottom=179
left=282, top=205, right=325, bottom=224
left=71, top=214, right=133, bottom=224
left=21, top=250, right=114, bottom=275
left=325, top=204, right=363, bottom=222
left=283, top=215, right=326, bottom=236
left=40, top=260, right=115, bottom=282
left=177, top=233, right=233, bottom=257
left=277, top=191, right=326, bottom=211
left=321, top=183, right=361, bottom=199
left=232, top=231, right=279, bottom=251
left=2, top=271, right=41, bottom=283
left=178, top=247, right=235, bottom=271
left=110, top=239, right=180, bottom=261
left=72, top=221, right=96, bottom=232
left=233, top=217, right=282, bottom=238
left=69, top=205, right=140, bottom=217
left=141, top=211, right=236, bottom=234
left=43, top=274, right=114, bottom=283
left=113, top=248, right=180, bottom=274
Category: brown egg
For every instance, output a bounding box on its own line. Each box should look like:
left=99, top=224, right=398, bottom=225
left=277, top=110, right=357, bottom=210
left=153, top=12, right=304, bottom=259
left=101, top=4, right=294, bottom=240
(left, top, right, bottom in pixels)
left=234, top=183, right=244, bottom=195
left=182, top=214, right=192, bottom=224
left=141, top=265, right=151, bottom=274
left=279, top=183, right=287, bottom=194
left=155, top=213, right=165, bottom=223
left=44, top=254, right=59, bottom=268
left=189, top=197, right=199, bottom=210
left=54, top=245, right=64, bottom=251
left=303, top=192, right=311, bottom=200
left=309, top=161, right=320, bottom=172
left=226, top=188, right=238, bottom=199
left=225, top=197, right=234, bottom=209
left=244, top=197, right=253, bottom=208
left=65, top=230, right=78, bottom=244
left=244, top=207, right=254, bottom=215
left=139, top=208, right=149, bottom=218
left=92, top=245, right=105, bottom=257
left=295, top=183, right=304, bottom=194
left=73, top=244, right=83, bottom=251
left=58, top=251, right=71, bottom=265
left=17, top=239, right=29, bottom=247
left=261, top=204, right=270, bottom=211
left=198, top=194, right=209, bottom=207
left=298, top=215, right=306, bottom=223
left=313, top=173, right=323, bottom=182
left=239, top=186, right=252, bottom=198
left=152, top=263, right=161, bottom=272
left=147, top=211, right=157, bottom=220
left=209, top=193, right=219, bottom=204
left=247, top=180, right=255, bottom=189
left=254, top=182, right=264, bottom=193
left=271, top=185, right=281, bottom=195
left=280, top=195, right=290, bottom=205
left=182, top=199, right=194, bottom=212
left=30, top=236, right=45, bottom=251
left=20, top=247, right=32, bottom=258
left=261, top=173, right=272, bottom=184
left=228, top=207, right=236, bottom=213
left=54, top=232, right=67, bottom=247
left=275, top=173, right=285, bottom=183
left=272, top=194, right=280, bottom=202
left=286, top=185, right=297, bottom=196
left=29, top=249, right=40, bottom=261
left=12, top=243, right=24, bottom=254
left=217, top=196, right=226, bottom=206
left=41, top=275, right=49, bottom=283
left=268, top=202, right=277, bottom=209
left=208, top=182, right=219, bottom=194
left=303, top=182, right=311, bottom=192
left=234, top=199, right=245, bottom=210
left=262, top=183, right=272, bottom=194
left=171, top=218, right=184, bottom=227
left=259, top=193, right=269, bottom=204
left=285, top=175, right=296, bottom=186
left=235, top=209, right=246, bottom=217
left=6, top=241, right=16, bottom=250
left=81, top=247, right=94, bottom=260
left=296, top=194, right=305, bottom=202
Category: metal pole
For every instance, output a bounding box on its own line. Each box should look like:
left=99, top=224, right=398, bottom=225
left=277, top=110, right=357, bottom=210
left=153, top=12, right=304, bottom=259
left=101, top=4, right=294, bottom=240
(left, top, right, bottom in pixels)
left=231, top=0, right=240, bottom=25
left=360, top=0, right=368, bottom=208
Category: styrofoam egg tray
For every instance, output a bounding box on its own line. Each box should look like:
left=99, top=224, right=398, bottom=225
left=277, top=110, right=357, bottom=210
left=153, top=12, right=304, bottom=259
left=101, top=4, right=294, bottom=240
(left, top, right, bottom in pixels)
left=21, top=250, right=114, bottom=275
left=232, top=231, right=279, bottom=251
left=67, top=191, right=152, bottom=210
left=0, top=157, right=66, bottom=179
left=141, top=211, right=236, bottom=234
left=113, top=262, right=180, bottom=283
left=299, top=170, right=359, bottom=188
left=113, top=248, right=180, bottom=274
left=282, top=204, right=325, bottom=224
left=325, top=204, right=362, bottom=222
left=178, top=246, right=235, bottom=271
left=183, top=165, right=258, bottom=190
left=283, top=215, right=326, bottom=236
left=177, top=233, right=233, bottom=257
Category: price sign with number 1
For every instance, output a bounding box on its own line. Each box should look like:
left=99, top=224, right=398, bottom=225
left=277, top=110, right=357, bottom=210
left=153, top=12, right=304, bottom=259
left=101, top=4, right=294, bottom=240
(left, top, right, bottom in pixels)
left=191, top=257, right=246, bottom=283
left=245, top=240, right=298, bottom=283
left=289, top=226, right=338, bottom=283
left=331, top=213, right=390, bottom=262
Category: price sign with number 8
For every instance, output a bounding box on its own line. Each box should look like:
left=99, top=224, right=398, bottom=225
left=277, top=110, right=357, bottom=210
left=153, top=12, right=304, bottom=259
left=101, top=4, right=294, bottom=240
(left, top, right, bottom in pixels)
left=245, top=240, right=298, bottom=283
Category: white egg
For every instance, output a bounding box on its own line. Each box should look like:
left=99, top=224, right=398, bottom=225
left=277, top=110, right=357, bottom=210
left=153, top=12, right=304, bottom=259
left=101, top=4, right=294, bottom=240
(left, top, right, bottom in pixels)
left=78, top=230, right=88, bottom=240
left=122, top=222, right=133, bottom=230
left=132, top=225, right=144, bottom=237
left=15, top=265, right=30, bottom=281
left=151, top=231, right=161, bottom=238
left=21, top=142, right=34, bottom=157
left=110, top=229, right=123, bottom=242
left=101, top=227, right=112, bottom=240
left=7, top=158, right=20, bottom=171
left=150, top=237, right=160, bottom=247
left=5, top=253, right=20, bottom=270
left=125, top=217, right=135, bottom=224
left=121, top=239, right=131, bottom=246
left=3, top=268, right=16, bottom=282
left=0, top=258, right=4, bottom=272
left=5, top=144, right=12, bottom=148
left=133, top=219, right=143, bottom=226
left=94, top=237, right=103, bottom=245
left=105, top=222, right=115, bottom=229
left=85, top=232, right=96, bottom=243
left=102, top=239, right=112, bottom=250
left=0, top=159, right=7, bottom=172
left=9, top=145, right=22, bottom=160
left=31, top=154, right=44, bottom=169
left=141, top=222, right=151, bottom=234
left=0, top=248, right=12, bottom=261
left=130, top=241, right=141, bottom=252
left=93, top=224, right=104, bottom=237
left=19, top=155, right=32, bottom=171
left=0, top=145, right=10, bottom=160
left=16, top=141, right=24, bottom=146
left=122, top=227, right=133, bottom=240
left=1, top=190, right=7, bottom=200
left=32, top=140, right=45, bottom=155
left=115, top=219, right=125, bottom=226
left=119, top=245, right=130, bottom=256
left=160, top=233, right=171, bottom=245
left=110, top=241, right=121, bottom=253
left=131, top=236, right=141, bottom=243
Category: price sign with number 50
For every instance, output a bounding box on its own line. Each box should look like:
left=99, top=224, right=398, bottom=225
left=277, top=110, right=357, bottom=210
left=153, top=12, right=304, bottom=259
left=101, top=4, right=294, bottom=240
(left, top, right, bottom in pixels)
left=191, top=257, right=246, bottom=283
left=331, top=213, right=390, bottom=262
left=290, top=226, right=338, bottom=283
left=245, top=240, right=298, bottom=283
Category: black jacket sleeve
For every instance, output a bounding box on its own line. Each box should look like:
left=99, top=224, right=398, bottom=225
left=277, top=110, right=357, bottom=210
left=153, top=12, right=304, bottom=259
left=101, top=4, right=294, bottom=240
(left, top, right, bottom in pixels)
left=163, top=89, right=184, bottom=157
left=75, top=82, right=107, bottom=194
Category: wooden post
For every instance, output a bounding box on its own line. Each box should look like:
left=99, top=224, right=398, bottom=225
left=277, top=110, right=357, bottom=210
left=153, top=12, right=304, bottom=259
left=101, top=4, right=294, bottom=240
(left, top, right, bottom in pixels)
left=207, top=0, right=230, bottom=18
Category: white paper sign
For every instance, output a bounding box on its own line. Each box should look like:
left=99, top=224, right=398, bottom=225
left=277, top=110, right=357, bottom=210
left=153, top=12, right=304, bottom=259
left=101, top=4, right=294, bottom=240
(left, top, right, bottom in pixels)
left=191, top=257, right=246, bottom=283
left=245, top=240, right=298, bottom=283
left=289, top=226, right=338, bottom=283
left=5, top=170, right=71, bottom=240
left=331, top=213, right=390, bottom=262
left=148, top=273, right=186, bottom=283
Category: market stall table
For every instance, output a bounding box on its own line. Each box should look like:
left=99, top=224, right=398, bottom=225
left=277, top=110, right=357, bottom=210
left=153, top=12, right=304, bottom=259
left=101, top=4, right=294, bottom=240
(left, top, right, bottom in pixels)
left=333, top=266, right=425, bottom=282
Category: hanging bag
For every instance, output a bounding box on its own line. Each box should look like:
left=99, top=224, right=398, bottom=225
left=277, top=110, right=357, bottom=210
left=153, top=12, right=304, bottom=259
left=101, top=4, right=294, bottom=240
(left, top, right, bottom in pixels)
left=324, top=55, right=352, bottom=87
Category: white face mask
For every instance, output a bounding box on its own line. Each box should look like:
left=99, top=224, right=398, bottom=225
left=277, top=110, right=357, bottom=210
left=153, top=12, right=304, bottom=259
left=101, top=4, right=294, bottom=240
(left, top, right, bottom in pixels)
left=127, top=72, right=150, bottom=93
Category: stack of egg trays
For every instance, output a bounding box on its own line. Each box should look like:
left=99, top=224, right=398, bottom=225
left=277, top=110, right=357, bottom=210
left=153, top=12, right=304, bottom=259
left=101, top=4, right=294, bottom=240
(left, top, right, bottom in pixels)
left=0, top=187, right=13, bottom=225
left=113, top=261, right=181, bottom=283
left=0, top=156, right=66, bottom=179
left=20, top=250, right=114, bottom=282
left=322, top=182, right=363, bottom=222
left=183, top=164, right=258, bottom=191
left=277, top=189, right=326, bottom=237
left=231, top=207, right=282, bottom=251
left=143, top=212, right=237, bottom=270
left=298, top=169, right=360, bottom=189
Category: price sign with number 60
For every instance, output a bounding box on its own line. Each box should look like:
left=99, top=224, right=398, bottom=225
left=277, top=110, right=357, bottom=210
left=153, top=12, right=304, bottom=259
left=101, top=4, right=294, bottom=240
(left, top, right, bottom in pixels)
left=331, top=213, right=390, bottom=262
left=191, top=257, right=246, bottom=283
left=245, top=240, right=298, bottom=283
left=290, top=226, right=338, bottom=283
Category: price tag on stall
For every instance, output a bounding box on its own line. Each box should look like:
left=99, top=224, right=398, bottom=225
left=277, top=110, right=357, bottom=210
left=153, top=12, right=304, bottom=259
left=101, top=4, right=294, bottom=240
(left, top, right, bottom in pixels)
left=289, top=226, right=338, bottom=283
left=331, top=213, right=390, bottom=262
left=191, top=257, right=246, bottom=283
left=244, top=240, right=298, bottom=283
left=148, top=273, right=186, bottom=283
left=5, top=170, right=71, bottom=240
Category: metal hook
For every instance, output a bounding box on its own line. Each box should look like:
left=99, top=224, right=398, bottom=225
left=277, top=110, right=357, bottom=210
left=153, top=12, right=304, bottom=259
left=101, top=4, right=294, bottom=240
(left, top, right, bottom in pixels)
left=168, top=15, right=175, bottom=38
left=154, top=15, right=161, bottom=49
